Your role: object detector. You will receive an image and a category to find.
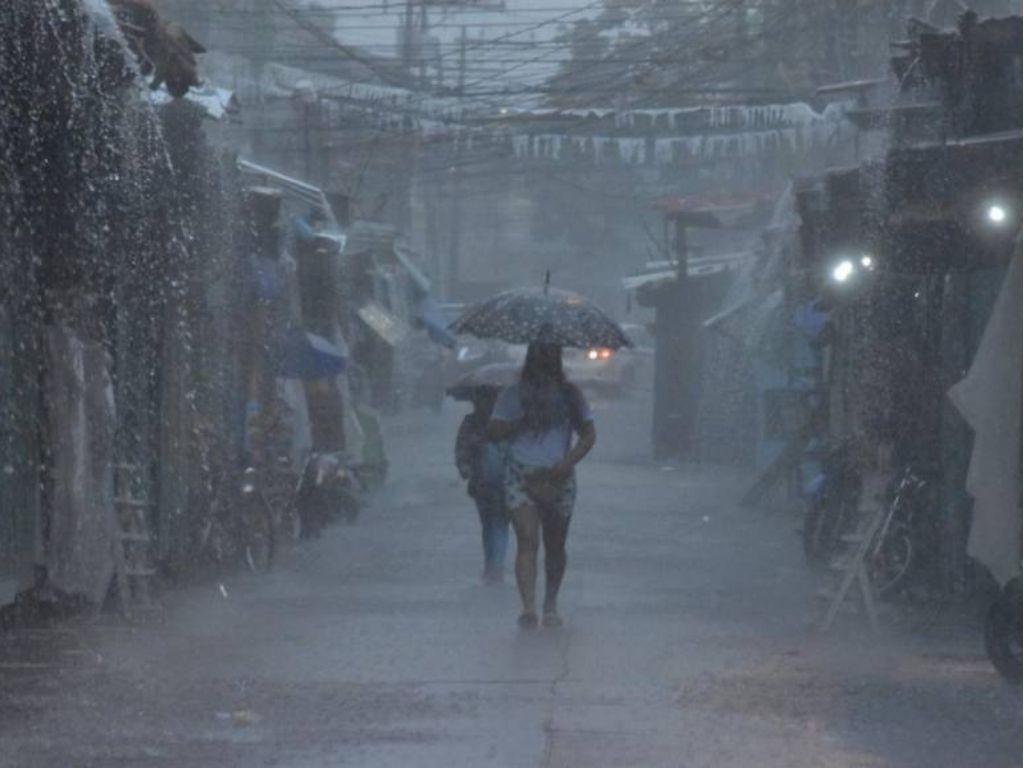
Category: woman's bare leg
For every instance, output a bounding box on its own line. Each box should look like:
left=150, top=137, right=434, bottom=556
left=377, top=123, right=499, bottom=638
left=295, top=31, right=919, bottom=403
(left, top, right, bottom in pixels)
left=541, top=512, right=571, bottom=619
left=511, top=504, right=540, bottom=620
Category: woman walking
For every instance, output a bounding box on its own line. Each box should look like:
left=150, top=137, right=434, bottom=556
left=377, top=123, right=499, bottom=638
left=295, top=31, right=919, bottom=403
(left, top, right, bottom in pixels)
left=488, top=343, right=596, bottom=628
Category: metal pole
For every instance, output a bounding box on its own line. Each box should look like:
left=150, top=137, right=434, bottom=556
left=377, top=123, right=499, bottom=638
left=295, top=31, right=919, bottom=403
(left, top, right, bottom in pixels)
left=249, top=0, right=272, bottom=160
left=447, top=26, right=467, bottom=298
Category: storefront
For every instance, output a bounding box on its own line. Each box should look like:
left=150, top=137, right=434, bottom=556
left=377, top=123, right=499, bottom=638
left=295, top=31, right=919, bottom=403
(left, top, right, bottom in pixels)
left=794, top=132, right=1020, bottom=591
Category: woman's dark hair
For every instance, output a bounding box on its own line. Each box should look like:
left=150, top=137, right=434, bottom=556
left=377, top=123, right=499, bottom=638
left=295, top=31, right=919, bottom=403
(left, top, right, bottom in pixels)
left=522, top=342, right=565, bottom=387
left=519, top=343, right=582, bottom=434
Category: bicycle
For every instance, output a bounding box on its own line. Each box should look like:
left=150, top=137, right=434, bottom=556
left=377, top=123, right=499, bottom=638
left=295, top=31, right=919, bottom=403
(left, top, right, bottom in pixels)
left=193, top=410, right=291, bottom=574
left=866, top=466, right=930, bottom=597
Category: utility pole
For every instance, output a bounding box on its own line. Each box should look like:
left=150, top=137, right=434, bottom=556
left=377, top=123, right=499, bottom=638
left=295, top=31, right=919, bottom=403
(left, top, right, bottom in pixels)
left=418, top=0, right=429, bottom=89
left=457, top=26, right=467, bottom=117
left=402, top=0, right=415, bottom=73
left=302, top=102, right=312, bottom=181
left=446, top=26, right=467, bottom=298
left=249, top=0, right=273, bottom=160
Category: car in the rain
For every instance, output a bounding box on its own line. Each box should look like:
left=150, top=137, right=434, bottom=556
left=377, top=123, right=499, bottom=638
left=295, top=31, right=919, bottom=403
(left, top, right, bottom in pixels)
left=620, top=322, right=655, bottom=356
left=502, top=322, right=651, bottom=396
left=567, top=322, right=651, bottom=395
left=563, top=345, right=637, bottom=395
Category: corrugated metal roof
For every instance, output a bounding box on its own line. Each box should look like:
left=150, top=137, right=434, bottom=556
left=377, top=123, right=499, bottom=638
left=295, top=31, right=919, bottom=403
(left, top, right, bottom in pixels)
left=238, top=159, right=339, bottom=229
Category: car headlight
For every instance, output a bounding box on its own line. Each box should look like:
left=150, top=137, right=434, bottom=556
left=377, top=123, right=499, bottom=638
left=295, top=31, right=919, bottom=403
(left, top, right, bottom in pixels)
left=241, top=467, right=257, bottom=494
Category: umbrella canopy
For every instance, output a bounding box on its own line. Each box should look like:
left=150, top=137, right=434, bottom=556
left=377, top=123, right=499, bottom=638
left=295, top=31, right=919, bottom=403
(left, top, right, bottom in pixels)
left=449, top=287, right=631, bottom=350
left=446, top=363, right=520, bottom=401
left=277, top=329, right=347, bottom=380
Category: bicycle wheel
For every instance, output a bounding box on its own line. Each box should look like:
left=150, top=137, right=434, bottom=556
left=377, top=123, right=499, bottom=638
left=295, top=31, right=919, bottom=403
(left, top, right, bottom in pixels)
left=281, top=503, right=304, bottom=543
left=241, top=497, right=276, bottom=573
left=340, top=489, right=361, bottom=525
left=803, top=498, right=840, bottom=565
left=985, top=581, right=1022, bottom=685
left=870, top=528, right=913, bottom=596
left=199, top=516, right=237, bottom=567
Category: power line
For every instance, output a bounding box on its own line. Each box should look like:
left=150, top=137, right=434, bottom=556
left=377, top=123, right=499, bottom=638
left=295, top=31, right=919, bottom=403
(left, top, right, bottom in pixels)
left=206, top=0, right=732, bottom=13
left=207, top=0, right=773, bottom=107
left=270, top=0, right=413, bottom=86
left=211, top=0, right=816, bottom=148
left=456, top=0, right=738, bottom=96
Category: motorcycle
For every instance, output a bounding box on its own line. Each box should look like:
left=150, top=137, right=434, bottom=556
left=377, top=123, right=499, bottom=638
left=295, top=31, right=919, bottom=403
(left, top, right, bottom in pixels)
left=984, top=576, right=1022, bottom=685
left=294, top=451, right=366, bottom=538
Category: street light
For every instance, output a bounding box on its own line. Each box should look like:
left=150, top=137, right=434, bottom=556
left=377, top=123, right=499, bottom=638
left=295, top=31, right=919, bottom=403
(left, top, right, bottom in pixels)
left=831, top=259, right=855, bottom=283
left=986, top=203, right=1008, bottom=225
left=860, top=254, right=874, bottom=269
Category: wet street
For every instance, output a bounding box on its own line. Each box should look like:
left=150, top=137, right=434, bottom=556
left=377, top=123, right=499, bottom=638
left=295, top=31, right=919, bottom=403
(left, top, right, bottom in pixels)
left=1, top=384, right=1019, bottom=768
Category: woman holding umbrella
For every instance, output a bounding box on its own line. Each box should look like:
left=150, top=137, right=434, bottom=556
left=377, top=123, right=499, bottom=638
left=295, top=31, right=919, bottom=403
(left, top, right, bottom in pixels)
left=452, top=280, right=626, bottom=626
left=451, top=282, right=629, bottom=628
left=488, top=343, right=596, bottom=628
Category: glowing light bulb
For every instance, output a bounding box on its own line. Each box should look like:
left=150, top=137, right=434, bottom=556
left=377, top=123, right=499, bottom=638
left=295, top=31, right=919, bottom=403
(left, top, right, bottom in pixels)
left=987, top=204, right=1007, bottom=224
left=832, top=260, right=854, bottom=283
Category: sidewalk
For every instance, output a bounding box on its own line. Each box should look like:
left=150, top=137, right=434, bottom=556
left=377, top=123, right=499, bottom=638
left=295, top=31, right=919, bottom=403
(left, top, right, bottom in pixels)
left=0, top=389, right=1019, bottom=767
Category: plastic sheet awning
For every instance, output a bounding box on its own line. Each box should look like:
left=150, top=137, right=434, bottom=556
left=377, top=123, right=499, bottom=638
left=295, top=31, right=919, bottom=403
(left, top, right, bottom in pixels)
left=148, top=85, right=239, bottom=120
left=417, top=296, right=457, bottom=349
left=947, top=251, right=1022, bottom=585
left=393, top=244, right=432, bottom=293
left=357, top=301, right=411, bottom=347
left=703, top=289, right=784, bottom=351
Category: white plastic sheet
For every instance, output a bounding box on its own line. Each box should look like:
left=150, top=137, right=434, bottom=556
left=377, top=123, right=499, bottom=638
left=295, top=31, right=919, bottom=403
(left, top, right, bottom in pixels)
left=948, top=252, right=1022, bottom=585
left=44, top=327, right=121, bottom=604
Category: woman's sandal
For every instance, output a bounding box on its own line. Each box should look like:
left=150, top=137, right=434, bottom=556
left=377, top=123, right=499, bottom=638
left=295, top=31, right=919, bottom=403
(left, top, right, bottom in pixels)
left=542, top=611, right=563, bottom=628
left=517, top=612, right=539, bottom=629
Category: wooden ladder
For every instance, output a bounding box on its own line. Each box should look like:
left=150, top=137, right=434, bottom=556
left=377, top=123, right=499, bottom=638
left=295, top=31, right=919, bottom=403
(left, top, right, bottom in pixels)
left=815, top=475, right=889, bottom=633
left=113, top=463, right=156, bottom=615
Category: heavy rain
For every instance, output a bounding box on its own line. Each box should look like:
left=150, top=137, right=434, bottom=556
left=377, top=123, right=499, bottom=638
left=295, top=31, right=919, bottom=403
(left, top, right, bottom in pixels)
left=0, top=1, right=1021, bottom=766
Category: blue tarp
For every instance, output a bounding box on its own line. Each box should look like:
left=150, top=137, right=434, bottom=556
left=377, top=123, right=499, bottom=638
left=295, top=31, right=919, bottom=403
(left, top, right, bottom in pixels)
left=792, top=300, right=829, bottom=339
left=253, top=258, right=285, bottom=301
left=418, top=295, right=457, bottom=349
left=277, top=328, right=347, bottom=380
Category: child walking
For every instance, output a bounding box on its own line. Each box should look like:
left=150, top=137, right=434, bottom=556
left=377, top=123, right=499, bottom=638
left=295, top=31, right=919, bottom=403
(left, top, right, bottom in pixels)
left=455, top=387, right=509, bottom=583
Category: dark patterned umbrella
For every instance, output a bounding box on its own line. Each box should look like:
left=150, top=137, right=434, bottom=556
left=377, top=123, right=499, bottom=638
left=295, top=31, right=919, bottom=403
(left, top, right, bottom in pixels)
left=449, top=287, right=632, bottom=350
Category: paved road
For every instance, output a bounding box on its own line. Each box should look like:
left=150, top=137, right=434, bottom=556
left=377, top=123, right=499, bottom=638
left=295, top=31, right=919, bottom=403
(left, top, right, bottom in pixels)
left=1, top=383, right=1020, bottom=767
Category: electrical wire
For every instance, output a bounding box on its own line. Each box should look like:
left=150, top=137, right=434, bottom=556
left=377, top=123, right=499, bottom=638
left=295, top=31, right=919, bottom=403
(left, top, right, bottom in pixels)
left=219, top=0, right=825, bottom=184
